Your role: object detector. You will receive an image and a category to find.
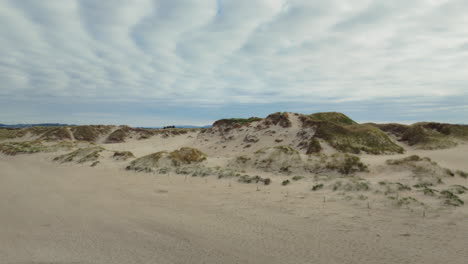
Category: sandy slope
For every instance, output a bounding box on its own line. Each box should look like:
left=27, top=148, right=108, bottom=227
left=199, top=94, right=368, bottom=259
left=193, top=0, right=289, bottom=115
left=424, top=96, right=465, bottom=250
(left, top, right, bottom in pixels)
left=1, top=150, right=467, bottom=264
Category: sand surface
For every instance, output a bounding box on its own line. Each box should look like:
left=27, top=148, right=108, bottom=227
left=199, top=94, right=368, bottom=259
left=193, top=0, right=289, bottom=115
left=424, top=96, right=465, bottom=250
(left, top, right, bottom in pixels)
left=1, top=151, right=467, bottom=264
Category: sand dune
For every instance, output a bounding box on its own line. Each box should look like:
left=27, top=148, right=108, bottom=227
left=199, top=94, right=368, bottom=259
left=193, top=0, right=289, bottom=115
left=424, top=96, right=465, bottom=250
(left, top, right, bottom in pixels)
left=1, top=112, right=467, bottom=263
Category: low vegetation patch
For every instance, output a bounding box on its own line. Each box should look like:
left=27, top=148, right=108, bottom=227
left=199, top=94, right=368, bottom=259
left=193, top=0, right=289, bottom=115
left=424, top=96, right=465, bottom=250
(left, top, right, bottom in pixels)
left=332, top=179, right=370, bottom=192
left=238, top=175, right=271, bottom=185
left=126, top=147, right=207, bottom=172
left=113, top=151, right=135, bottom=161
left=292, top=175, right=304, bottom=181
left=0, top=141, right=49, bottom=155
left=54, top=147, right=104, bottom=164
left=0, top=141, right=74, bottom=155
left=448, top=185, right=468, bottom=195
left=378, top=181, right=412, bottom=195
left=440, top=190, right=464, bottom=206
left=0, top=128, right=27, bottom=141
left=386, top=155, right=455, bottom=185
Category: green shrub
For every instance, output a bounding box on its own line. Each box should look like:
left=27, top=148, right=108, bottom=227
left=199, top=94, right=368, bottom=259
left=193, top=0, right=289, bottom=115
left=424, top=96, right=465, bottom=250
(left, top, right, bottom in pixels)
left=282, top=179, right=290, bottom=186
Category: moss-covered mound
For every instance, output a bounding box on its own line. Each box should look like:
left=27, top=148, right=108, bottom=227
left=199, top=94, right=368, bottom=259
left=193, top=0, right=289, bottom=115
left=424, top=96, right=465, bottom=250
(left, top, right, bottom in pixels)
left=308, top=112, right=357, bottom=125
left=315, top=122, right=403, bottom=154
left=126, top=147, right=207, bottom=172
left=71, top=126, right=112, bottom=142
left=54, top=147, right=104, bottom=164
left=298, top=113, right=403, bottom=154
left=113, top=151, right=135, bottom=161
left=0, top=141, right=74, bottom=155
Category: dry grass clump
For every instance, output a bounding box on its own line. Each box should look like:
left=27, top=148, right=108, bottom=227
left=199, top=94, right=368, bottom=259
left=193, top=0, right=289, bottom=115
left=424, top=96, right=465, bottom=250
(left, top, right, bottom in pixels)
left=325, top=153, right=368, bottom=175
left=263, top=112, right=292, bottom=128
left=53, top=147, right=104, bottom=164
left=72, top=125, right=112, bottom=142
left=332, top=178, right=370, bottom=192
left=113, top=151, right=135, bottom=161
left=169, top=147, right=207, bottom=165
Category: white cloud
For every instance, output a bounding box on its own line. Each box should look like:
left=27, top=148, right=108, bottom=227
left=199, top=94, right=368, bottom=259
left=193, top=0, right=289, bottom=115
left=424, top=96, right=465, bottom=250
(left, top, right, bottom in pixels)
left=0, top=0, right=467, bottom=124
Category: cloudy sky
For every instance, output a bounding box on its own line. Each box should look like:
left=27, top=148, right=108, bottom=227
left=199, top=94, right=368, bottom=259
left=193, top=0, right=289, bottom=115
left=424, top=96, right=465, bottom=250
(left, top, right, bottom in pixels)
left=0, top=0, right=467, bottom=126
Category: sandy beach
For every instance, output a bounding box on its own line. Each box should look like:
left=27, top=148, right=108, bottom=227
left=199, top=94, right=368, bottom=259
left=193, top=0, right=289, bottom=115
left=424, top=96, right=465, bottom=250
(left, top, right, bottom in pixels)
left=1, top=147, right=467, bottom=264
